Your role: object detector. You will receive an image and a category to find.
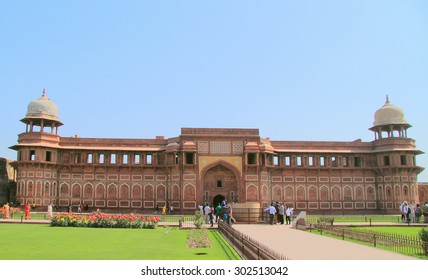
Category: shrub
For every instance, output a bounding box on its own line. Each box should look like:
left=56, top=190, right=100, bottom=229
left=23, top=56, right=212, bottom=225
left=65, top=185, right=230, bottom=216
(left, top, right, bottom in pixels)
left=194, top=210, right=205, bottom=229
left=422, top=205, right=428, bottom=215
left=419, top=228, right=428, bottom=255
left=419, top=228, right=428, bottom=242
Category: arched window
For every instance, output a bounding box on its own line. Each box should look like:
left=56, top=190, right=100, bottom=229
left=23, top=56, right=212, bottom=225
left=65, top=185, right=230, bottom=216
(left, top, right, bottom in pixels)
left=308, top=186, right=317, bottom=201
left=156, top=185, right=166, bottom=200
left=344, top=187, right=352, bottom=201
left=72, top=184, right=81, bottom=198
left=246, top=185, right=258, bottom=201
left=84, top=184, right=93, bottom=199
left=120, top=184, right=130, bottom=199
left=95, top=184, right=105, bottom=199
left=60, top=184, right=69, bottom=198
left=44, top=182, right=50, bottom=197
left=132, top=185, right=142, bottom=199
left=320, top=187, right=329, bottom=201
left=355, top=186, right=363, bottom=201
left=367, top=187, right=376, bottom=200
left=285, top=187, right=293, bottom=201
left=331, top=187, right=341, bottom=201
left=296, top=187, right=305, bottom=201
left=272, top=186, right=282, bottom=202
left=144, top=185, right=154, bottom=200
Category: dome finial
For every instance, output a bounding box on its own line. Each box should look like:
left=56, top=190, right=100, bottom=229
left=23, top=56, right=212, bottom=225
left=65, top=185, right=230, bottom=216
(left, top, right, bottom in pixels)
left=385, top=94, right=389, bottom=104
left=42, top=87, right=46, bottom=97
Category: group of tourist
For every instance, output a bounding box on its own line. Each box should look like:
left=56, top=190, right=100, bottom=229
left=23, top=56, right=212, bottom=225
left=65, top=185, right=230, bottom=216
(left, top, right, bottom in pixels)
left=2, top=202, right=95, bottom=220
left=264, top=202, right=293, bottom=225
left=68, top=203, right=89, bottom=213
left=198, top=200, right=235, bottom=227
left=399, top=201, right=427, bottom=223
left=154, top=205, right=175, bottom=215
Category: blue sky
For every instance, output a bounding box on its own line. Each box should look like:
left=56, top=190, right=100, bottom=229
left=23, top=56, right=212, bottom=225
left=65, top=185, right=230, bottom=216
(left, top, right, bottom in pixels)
left=1, top=1, right=427, bottom=181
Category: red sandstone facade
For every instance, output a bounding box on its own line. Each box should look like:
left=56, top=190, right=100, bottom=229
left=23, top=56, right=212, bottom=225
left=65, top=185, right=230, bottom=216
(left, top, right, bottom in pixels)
left=10, top=91, right=425, bottom=213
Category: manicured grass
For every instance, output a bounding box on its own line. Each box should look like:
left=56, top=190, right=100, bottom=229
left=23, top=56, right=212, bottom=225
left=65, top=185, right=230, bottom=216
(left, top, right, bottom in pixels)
left=0, top=224, right=241, bottom=260
left=306, top=215, right=402, bottom=223
left=352, top=226, right=427, bottom=237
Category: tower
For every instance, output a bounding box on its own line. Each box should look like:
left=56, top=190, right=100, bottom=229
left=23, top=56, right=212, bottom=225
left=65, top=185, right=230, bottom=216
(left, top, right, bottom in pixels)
left=10, top=89, right=62, bottom=206
left=369, top=96, right=424, bottom=209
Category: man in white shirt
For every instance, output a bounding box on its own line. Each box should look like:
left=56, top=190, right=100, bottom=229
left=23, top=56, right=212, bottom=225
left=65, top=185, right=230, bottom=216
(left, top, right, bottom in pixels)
left=204, top=203, right=211, bottom=224
left=403, top=202, right=410, bottom=223
left=285, top=206, right=292, bottom=225
left=399, top=202, right=405, bottom=222
left=264, top=203, right=276, bottom=225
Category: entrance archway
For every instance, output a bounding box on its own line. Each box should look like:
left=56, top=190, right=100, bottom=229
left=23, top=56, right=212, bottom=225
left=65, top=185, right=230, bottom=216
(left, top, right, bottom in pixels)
left=201, top=161, right=240, bottom=204
left=213, top=194, right=225, bottom=207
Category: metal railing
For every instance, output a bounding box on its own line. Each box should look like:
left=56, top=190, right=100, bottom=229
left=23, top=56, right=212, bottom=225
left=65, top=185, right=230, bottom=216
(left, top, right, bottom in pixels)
left=305, top=215, right=406, bottom=224
left=308, top=223, right=428, bottom=257
left=218, top=221, right=291, bottom=260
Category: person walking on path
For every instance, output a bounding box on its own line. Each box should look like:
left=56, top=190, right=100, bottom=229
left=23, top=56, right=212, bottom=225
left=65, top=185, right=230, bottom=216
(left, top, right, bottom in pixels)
left=215, top=203, right=222, bottom=223
left=224, top=203, right=235, bottom=225
left=265, top=203, right=276, bottom=225
left=285, top=205, right=292, bottom=225
left=46, top=203, right=53, bottom=220
left=399, top=201, right=406, bottom=222
left=204, top=203, right=211, bottom=224
left=209, top=205, right=214, bottom=227
left=403, top=202, right=410, bottom=223
left=274, top=202, right=280, bottom=224
left=24, top=203, right=31, bottom=220
left=278, top=203, right=285, bottom=224
left=415, top=204, right=422, bottom=223
left=2, top=203, right=9, bottom=219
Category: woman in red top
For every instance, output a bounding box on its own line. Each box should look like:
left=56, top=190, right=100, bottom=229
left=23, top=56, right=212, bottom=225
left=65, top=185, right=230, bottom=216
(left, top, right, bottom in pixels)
left=24, top=203, right=31, bottom=220
left=2, top=203, right=9, bottom=219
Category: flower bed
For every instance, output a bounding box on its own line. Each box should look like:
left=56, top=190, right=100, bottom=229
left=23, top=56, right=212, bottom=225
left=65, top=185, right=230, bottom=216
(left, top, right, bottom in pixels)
left=51, top=211, right=161, bottom=229
left=186, top=229, right=212, bottom=248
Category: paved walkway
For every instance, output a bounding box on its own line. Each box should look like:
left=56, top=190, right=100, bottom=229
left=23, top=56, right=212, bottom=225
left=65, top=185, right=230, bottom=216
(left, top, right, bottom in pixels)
left=233, top=224, right=418, bottom=260
left=0, top=218, right=50, bottom=224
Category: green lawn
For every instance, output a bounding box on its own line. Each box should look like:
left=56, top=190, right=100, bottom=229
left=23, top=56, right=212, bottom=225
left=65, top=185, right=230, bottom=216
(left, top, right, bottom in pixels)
left=352, top=226, right=427, bottom=237
left=306, top=215, right=403, bottom=223
left=0, top=224, right=241, bottom=260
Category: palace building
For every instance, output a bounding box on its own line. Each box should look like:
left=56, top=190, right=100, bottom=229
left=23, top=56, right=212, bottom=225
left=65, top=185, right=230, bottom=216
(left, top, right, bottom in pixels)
left=9, top=90, right=425, bottom=214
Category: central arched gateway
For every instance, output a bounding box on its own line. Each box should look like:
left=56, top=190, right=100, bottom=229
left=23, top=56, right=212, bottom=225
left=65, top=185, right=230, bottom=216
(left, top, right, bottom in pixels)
left=201, top=161, right=241, bottom=206
left=213, top=194, right=226, bottom=208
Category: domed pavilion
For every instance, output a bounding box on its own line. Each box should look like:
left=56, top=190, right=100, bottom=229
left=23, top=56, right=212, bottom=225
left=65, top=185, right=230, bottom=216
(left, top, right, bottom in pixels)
left=20, top=88, right=63, bottom=134
left=370, top=96, right=411, bottom=140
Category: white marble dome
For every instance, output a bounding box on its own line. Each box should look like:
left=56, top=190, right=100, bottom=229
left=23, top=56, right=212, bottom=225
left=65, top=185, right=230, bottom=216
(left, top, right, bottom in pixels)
left=26, top=89, right=60, bottom=121
left=373, top=97, right=408, bottom=127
